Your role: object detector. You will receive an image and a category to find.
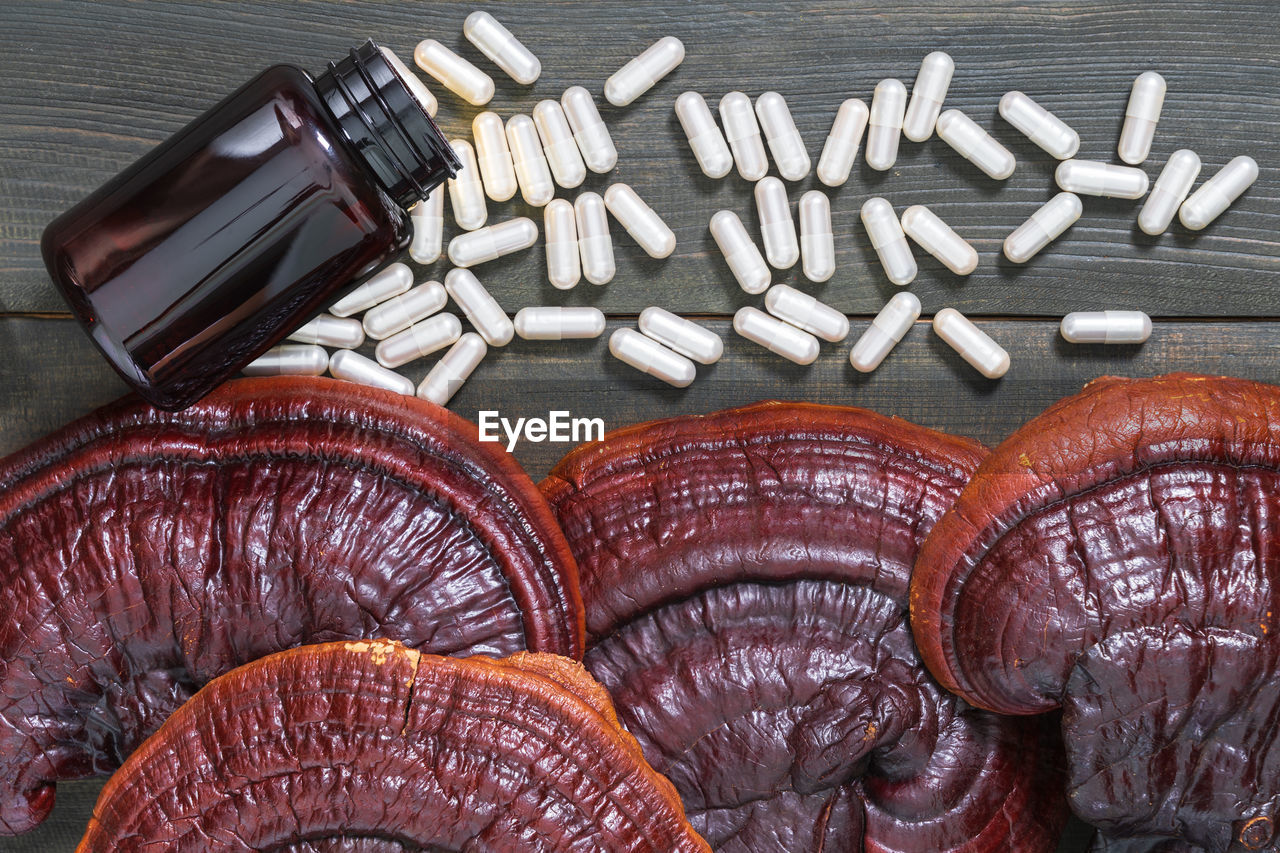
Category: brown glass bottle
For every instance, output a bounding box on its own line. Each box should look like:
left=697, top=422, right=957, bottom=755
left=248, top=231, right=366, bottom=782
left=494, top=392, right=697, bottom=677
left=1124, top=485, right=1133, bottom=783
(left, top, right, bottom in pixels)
left=41, top=41, right=459, bottom=410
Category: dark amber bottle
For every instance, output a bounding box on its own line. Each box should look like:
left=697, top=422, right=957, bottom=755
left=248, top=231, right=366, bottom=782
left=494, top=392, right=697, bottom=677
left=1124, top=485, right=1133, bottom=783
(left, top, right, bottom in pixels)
left=41, top=41, right=459, bottom=410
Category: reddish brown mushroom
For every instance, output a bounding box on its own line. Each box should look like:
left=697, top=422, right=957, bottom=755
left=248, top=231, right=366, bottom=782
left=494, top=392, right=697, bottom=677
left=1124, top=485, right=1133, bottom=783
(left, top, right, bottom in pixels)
left=0, top=377, right=582, bottom=835
left=541, top=401, right=1068, bottom=852
left=912, top=374, right=1280, bottom=853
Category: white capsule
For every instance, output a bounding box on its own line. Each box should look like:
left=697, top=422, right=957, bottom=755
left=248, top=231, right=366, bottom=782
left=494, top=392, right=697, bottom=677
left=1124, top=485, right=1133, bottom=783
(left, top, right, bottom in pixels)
left=409, top=187, right=444, bottom=264
left=506, top=115, right=555, bottom=207
left=798, top=191, right=835, bottom=283
left=998, top=91, right=1079, bottom=160
left=604, top=36, right=684, bottom=107
left=849, top=292, right=921, bottom=373
left=533, top=100, right=587, bottom=188
left=1060, top=311, right=1152, bottom=344
left=443, top=268, right=515, bottom=347
left=675, top=92, right=732, bottom=179
left=575, top=192, right=616, bottom=285
left=817, top=98, right=869, bottom=187
left=447, top=217, right=539, bottom=268
left=734, top=306, right=820, bottom=365
left=375, top=313, right=462, bottom=368
left=1003, top=192, right=1084, bottom=264
left=514, top=307, right=606, bottom=340
left=544, top=199, right=581, bottom=290
left=243, top=344, right=328, bottom=377
left=462, top=11, right=540, bottom=85
left=561, top=86, right=618, bottom=173
left=1179, top=155, right=1259, bottom=231
left=860, top=198, right=916, bottom=286
left=932, top=308, right=1009, bottom=379
left=755, top=91, right=810, bottom=181
left=329, top=262, right=413, bottom=317
left=328, top=349, right=414, bottom=396
left=900, top=204, right=978, bottom=275
left=1056, top=159, right=1149, bottom=199
left=935, top=109, right=1016, bottom=180
left=709, top=210, right=770, bottom=294
left=413, top=39, right=494, bottom=106
left=754, top=177, right=799, bottom=270
left=638, top=307, right=723, bottom=364
left=866, top=79, right=907, bottom=171
left=472, top=112, right=518, bottom=203
left=903, top=52, right=954, bottom=142
left=447, top=139, right=488, bottom=231
left=1138, top=149, right=1201, bottom=235
left=719, top=91, right=769, bottom=181
left=1119, top=71, right=1166, bottom=165
left=288, top=314, right=365, bottom=349
left=379, top=46, right=437, bottom=117
left=604, top=183, right=676, bottom=259
left=417, top=333, right=487, bottom=406
left=361, top=280, right=447, bottom=340
left=764, top=285, right=848, bottom=343
left=609, top=327, right=695, bottom=387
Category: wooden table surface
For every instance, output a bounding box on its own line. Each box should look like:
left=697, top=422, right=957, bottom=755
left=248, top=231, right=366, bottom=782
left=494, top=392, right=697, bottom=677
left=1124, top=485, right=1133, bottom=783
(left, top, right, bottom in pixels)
left=0, top=1, right=1276, bottom=850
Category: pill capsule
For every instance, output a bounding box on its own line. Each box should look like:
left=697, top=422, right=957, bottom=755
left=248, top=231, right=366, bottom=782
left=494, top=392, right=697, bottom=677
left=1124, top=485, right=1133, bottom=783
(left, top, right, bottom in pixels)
left=719, top=91, right=769, bottom=181
left=675, top=92, right=733, bottom=179
left=413, top=39, right=494, bottom=106
left=575, top=192, right=616, bottom=285
left=901, top=204, right=978, bottom=275
left=447, top=139, right=488, bottom=231
left=379, top=46, right=437, bottom=117
left=533, top=99, right=587, bottom=188
left=936, top=109, right=1016, bottom=180
left=1119, top=71, right=1166, bottom=165
left=1179, top=155, right=1259, bottom=231
left=288, top=314, right=365, bottom=349
left=798, top=191, right=835, bottom=283
left=329, top=262, right=413, bottom=317
left=604, top=36, right=684, bottom=107
left=417, top=333, right=487, bottom=406
left=816, top=98, right=869, bottom=187
left=764, top=284, right=848, bottom=342
left=998, top=91, right=1079, bottom=160
left=362, top=280, right=448, bottom=340
left=506, top=115, right=555, bottom=207
left=755, top=91, right=810, bottom=181
left=1055, top=159, right=1149, bottom=199
left=849, top=292, right=921, bottom=373
left=866, top=79, right=907, bottom=171
left=328, top=349, right=415, bottom=396
left=709, top=210, right=770, bottom=294
left=544, top=199, right=581, bottom=290
left=860, top=198, right=916, bottom=286
left=932, top=308, right=1009, bottom=379
left=443, top=268, right=515, bottom=346
left=462, top=11, right=540, bottom=85
left=561, top=86, right=618, bottom=173
left=243, top=344, right=328, bottom=377
left=447, top=217, right=539, bottom=268
left=638, top=307, right=723, bottom=364
left=754, top=177, right=799, bottom=270
left=1138, top=149, right=1201, bottom=235
left=409, top=186, right=444, bottom=264
left=375, top=313, right=462, bottom=368
left=734, top=306, right=820, bottom=365
left=903, top=51, right=954, bottom=142
left=1003, top=192, right=1083, bottom=264
left=1060, top=311, right=1152, bottom=344
left=514, top=307, right=606, bottom=340
left=472, top=112, right=518, bottom=203
left=604, top=183, right=676, bottom=259
left=609, top=327, right=695, bottom=387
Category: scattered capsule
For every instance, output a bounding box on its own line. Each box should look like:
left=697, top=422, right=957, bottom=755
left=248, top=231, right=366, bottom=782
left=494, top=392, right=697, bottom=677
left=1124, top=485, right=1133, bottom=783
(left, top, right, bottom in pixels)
left=866, top=79, right=907, bottom=171
left=409, top=186, right=444, bottom=264
left=734, top=306, right=820, bottom=365
left=328, top=349, right=414, bottom=396
left=375, top=313, right=462, bottom=368
left=817, top=98, right=868, bottom=187
left=754, top=177, right=799, bottom=270
left=1056, top=159, right=1149, bottom=199
left=850, top=292, right=921, bottom=373
left=604, top=183, right=676, bottom=259
left=561, top=86, right=618, bottom=173
left=413, top=39, right=494, bottom=106
left=936, top=109, right=1016, bottom=180
left=609, top=327, right=696, bottom=387
left=1119, top=71, right=1166, bottom=165
left=533, top=99, right=587, bottom=188
left=718, top=91, right=769, bottom=181
left=329, top=262, right=413, bottom=317
left=462, top=11, right=540, bottom=85
left=447, top=139, right=488, bottom=231
left=709, top=210, right=770, bottom=294
left=443, top=268, right=515, bottom=347
left=755, top=91, right=810, bottom=181
left=544, top=199, right=581, bottom=290
left=472, top=112, right=518, bottom=203
left=903, top=51, right=954, bottom=142
left=901, top=204, right=978, bottom=275
left=447, top=217, right=539, bottom=268
left=362, top=280, right=447, bottom=340
left=1180, top=155, right=1259, bottom=231
left=288, top=314, right=365, bottom=349
left=1003, top=192, right=1083, bottom=263
left=764, top=284, right=848, bottom=342
left=638, top=307, right=723, bottom=364
left=675, top=92, right=732, bottom=179
left=860, top=197, right=916, bottom=286
left=506, top=115, right=555, bottom=207
left=798, top=191, right=835, bottom=283
left=1138, top=149, right=1201, bottom=235
left=575, top=191, right=616, bottom=285
left=998, top=91, right=1079, bottom=160
left=514, top=307, right=606, bottom=340
left=418, top=333, right=487, bottom=406
left=379, top=46, right=437, bottom=117
left=1060, top=311, right=1152, bottom=344
left=243, top=344, right=328, bottom=377
left=604, top=36, right=684, bottom=107
left=932, top=308, right=1009, bottom=379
